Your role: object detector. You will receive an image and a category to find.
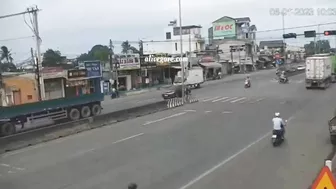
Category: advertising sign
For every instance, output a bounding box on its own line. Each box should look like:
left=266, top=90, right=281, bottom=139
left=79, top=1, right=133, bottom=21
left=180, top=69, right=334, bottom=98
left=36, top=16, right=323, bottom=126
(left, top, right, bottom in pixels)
left=213, top=20, right=236, bottom=39
left=84, top=61, right=102, bottom=78
left=68, top=69, right=87, bottom=78
left=116, top=54, right=140, bottom=70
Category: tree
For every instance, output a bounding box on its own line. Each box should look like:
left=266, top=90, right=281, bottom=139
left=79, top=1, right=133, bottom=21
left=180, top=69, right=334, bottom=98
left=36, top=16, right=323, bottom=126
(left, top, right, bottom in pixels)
left=121, top=40, right=139, bottom=54
left=42, top=49, right=63, bottom=67
left=78, top=45, right=110, bottom=61
left=0, top=46, right=13, bottom=63
left=304, top=40, right=331, bottom=55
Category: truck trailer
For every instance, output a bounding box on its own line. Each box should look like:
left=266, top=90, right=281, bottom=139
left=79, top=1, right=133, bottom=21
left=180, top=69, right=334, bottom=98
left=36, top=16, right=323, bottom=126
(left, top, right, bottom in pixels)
left=305, top=54, right=332, bottom=89
left=0, top=69, right=104, bottom=137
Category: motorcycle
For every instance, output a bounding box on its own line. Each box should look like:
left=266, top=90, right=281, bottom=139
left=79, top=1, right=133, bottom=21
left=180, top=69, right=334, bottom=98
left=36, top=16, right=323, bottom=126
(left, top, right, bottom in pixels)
left=271, top=120, right=287, bottom=147
left=279, top=77, right=288, bottom=84
left=244, top=80, right=251, bottom=88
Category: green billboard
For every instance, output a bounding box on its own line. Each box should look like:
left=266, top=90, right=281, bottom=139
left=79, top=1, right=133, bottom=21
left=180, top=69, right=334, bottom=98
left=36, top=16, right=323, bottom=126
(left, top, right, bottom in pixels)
left=212, top=20, right=236, bottom=39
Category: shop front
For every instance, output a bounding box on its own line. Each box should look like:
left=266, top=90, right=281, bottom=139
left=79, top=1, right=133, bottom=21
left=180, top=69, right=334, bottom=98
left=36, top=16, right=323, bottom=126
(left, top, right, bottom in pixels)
left=198, top=56, right=222, bottom=80
left=116, top=54, right=141, bottom=91
left=65, top=69, right=100, bottom=97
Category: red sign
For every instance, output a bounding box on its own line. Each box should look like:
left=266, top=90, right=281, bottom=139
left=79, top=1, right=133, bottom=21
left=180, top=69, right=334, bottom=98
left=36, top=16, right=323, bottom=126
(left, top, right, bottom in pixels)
left=274, top=54, right=280, bottom=59
left=311, top=166, right=336, bottom=189
left=214, top=24, right=233, bottom=31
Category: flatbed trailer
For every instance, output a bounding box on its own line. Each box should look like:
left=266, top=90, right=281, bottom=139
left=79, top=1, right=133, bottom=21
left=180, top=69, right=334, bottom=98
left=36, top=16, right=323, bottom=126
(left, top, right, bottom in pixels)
left=0, top=93, right=104, bottom=136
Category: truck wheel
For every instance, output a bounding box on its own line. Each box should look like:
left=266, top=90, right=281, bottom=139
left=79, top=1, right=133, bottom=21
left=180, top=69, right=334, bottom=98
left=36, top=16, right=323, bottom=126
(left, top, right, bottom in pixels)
left=81, top=106, right=91, bottom=118
left=1, top=122, right=16, bottom=136
left=195, top=84, right=200, bottom=88
left=69, top=108, right=80, bottom=121
left=91, top=104, right=101, bottom=116
left=331, top=136, right=336, bottom=145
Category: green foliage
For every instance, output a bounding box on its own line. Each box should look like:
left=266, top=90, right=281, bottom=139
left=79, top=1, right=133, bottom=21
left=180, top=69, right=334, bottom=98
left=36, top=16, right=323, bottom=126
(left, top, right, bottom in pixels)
left=78, top=45, right=109, bottom=61
left=121, top=41, right=139, bottom=54
left=0, top=46, right=16, bottom=72
left=304, top=40, right=331, bottom=55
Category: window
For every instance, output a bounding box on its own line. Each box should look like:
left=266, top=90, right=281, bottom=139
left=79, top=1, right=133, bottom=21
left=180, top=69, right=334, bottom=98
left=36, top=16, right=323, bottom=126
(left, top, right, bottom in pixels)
left=175, top=43, right=178, bottom=51
left=27, top=95, right=32, bottom=100
left=166, top=32, right=171, bottom=39
left=195, top=43, right=198, bottom=50
left=246, top=33, right=249, bottom=39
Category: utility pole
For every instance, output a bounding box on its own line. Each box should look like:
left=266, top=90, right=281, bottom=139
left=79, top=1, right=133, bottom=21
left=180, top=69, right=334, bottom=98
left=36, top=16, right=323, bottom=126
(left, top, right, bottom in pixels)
left=31, top=48, right=41, bottom=101
left=178, top=0, right=185, bottom=103
left=109, top=39, right=118, bottom=92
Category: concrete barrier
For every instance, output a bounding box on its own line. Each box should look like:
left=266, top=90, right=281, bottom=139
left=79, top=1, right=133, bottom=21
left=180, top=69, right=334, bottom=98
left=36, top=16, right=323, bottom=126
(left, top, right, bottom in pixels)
left=0, top=101, right=168, bottom=154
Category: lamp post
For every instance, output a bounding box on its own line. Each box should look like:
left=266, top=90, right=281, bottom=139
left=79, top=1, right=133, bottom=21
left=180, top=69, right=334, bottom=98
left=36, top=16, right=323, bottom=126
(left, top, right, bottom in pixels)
left=178, top=0, right=185, bottom=103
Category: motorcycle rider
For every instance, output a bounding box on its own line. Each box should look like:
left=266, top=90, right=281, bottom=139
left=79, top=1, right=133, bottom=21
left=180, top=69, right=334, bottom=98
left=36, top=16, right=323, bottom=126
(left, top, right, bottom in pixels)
left=245, top=76, right=251, bottom=86
left=128, top=183, right=137, bottom=189
left=279, top=71, right=288, bottom=82
left=272, top=112, right=286, bottom=139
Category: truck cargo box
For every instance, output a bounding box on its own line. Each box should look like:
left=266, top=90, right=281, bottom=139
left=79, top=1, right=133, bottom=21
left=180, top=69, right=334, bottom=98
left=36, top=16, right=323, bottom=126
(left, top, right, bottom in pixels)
left=305, top=56, right=332, bottom=80
left=0, top=93, right=104, bottom=120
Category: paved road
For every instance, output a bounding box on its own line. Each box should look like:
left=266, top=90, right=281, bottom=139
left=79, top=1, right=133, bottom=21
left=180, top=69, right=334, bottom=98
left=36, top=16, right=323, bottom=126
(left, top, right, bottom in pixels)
left=1, top=71, right=330, bottom=189
left=101, top=69, right=279, bottom=114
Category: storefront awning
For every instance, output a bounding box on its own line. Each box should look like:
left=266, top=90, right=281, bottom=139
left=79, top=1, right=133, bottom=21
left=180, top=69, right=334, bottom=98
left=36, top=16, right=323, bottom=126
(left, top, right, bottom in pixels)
left=199, top=62, right=222, bottom=68
left=171, top=66, right=181, bottom=69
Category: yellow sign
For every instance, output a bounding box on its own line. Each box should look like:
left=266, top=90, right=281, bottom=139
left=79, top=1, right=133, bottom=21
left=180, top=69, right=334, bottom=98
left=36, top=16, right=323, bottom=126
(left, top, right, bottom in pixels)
left=312, top=166, right=336, bottom=189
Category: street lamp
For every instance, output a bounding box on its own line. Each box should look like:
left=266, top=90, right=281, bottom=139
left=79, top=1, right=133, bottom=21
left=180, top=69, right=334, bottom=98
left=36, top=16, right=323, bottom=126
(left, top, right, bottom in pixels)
left=178, top=0, right=185, bottom=103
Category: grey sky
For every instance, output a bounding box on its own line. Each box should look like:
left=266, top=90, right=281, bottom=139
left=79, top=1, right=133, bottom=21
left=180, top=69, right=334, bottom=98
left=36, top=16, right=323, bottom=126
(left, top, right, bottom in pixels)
left=1, top=0, right=336, bottom=62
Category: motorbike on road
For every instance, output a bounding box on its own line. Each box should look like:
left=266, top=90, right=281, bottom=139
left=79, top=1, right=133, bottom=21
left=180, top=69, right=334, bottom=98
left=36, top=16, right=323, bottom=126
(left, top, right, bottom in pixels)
left=271, top=120, right=287, bottom=147
left=244, top=79, right=251, bottom=88
left=278, top=77, right=288, bottom=84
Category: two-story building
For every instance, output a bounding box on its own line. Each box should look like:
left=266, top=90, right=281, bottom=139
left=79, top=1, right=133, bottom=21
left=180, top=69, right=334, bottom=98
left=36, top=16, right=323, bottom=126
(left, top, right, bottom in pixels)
left=207, top=16, right=258, bottom=72
left=144, top=25, right=206, bottom=55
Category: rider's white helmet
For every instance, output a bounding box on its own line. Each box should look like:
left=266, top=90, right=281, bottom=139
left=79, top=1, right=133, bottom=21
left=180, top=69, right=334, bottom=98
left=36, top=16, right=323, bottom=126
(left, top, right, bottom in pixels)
left=275, top=112, right=280, bottom=117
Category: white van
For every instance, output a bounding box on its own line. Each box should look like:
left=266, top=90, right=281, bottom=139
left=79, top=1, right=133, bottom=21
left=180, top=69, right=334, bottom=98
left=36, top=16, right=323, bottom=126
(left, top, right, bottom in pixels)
left=174, top=67, right=204, bottom=88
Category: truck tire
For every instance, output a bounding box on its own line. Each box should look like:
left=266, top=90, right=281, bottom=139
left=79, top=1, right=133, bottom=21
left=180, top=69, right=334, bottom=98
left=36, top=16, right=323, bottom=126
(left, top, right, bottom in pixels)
left=331, top=135, right=336, bottom=145
left=81, top=106, right=91, bottom=118
left=91, top=104, right=101, bottom=116
left=1, top=122, right=16, bottom=136
left=69, top=108, right=80, bottom=121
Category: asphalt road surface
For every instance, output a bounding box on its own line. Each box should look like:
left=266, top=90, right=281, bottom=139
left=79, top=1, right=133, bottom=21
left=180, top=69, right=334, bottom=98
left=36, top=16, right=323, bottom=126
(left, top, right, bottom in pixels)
left=101, top=69, right=283, bottom=114
left=1, top=71, right=330, bottom=189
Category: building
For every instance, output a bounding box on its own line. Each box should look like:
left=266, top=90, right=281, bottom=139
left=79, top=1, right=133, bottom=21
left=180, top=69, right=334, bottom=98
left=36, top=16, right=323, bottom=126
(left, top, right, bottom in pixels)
left=144, top=25, right=206, bottom=55
left=259, top=40, right=286, bottom=51
left=207, top=16, right=258, bottom=72
left=0, top=72, right=38, bottom=106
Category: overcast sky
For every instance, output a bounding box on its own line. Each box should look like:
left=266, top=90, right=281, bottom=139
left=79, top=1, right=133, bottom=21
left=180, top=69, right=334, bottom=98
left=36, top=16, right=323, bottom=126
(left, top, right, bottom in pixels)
left=1, top=0, right=336, bottom=63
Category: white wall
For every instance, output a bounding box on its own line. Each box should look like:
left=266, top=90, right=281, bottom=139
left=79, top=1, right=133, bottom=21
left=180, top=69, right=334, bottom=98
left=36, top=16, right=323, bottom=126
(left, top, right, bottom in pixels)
left=144, top=26, right=205, bottom=55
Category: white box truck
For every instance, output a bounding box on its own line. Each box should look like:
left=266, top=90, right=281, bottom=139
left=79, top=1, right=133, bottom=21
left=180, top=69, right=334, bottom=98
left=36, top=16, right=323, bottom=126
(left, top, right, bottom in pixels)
left=305, top=55, right=332, bottom=89
left=174, top=67, right=204, bottom=88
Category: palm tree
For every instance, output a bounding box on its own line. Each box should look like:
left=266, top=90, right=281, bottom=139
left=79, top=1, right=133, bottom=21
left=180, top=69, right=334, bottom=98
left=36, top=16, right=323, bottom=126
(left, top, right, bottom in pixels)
left=0, top=46, right=13, bottom=63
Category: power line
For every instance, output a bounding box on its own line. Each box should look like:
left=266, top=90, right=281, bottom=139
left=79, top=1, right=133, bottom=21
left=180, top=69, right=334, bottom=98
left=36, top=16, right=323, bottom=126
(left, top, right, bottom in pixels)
left=0, top=36, right=34, bottom=42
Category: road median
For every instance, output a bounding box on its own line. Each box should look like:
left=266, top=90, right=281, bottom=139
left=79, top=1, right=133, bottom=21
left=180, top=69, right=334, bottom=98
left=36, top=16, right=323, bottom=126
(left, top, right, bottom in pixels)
left=0, top=101, right=168, bottom=154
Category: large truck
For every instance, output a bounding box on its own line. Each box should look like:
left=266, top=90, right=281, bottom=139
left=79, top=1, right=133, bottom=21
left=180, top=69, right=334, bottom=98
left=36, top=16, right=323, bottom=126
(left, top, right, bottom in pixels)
left=305, top=54, right=332, bottom=89
left=0, top=69, right=104, bottom=137
left=173, top=67, right=204, bottom=88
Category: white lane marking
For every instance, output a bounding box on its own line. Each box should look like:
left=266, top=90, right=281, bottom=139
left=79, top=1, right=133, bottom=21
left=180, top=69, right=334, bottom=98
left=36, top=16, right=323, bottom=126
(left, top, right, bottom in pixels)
left=0, top=164, right=10, bottom=167
left=179, top=115, right=296, bottom=189
left=203, top=96, right=220, bottom=102
left=212, top=97, right=228, bottom=102
left=204, top=111, right=212, bottom=113
left=142, top=112, right=187, bottom=126
left=221, top=97, right=237, bottom=102
left=249, top=98, right=265, bottom=103
left=112, top=133, right=144, bottom=144
left=184, top=110, right=196, bottom=112
left=222, top=111, right=233, bottom=114
left=178, top=131, right=271, bottom=189
left=230, top=97, right=246, bottom=103
left=238, top=98, right=250, bottom=104
left=13, top=167, right=25, bottom=171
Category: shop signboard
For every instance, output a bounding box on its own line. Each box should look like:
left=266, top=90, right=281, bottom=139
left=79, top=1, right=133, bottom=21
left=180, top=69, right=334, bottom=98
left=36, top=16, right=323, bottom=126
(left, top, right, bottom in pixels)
left=212, top=18, right=236, bottom=39
left=84, top=61, right=102, bottom=78
left=116, top=54, right=140, bottom=70
left=68, top=69, right=87, bottom=79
